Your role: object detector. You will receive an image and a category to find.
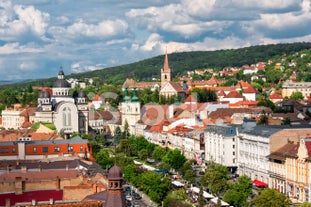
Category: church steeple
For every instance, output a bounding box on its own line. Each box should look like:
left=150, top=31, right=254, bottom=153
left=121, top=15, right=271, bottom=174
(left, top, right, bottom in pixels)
left=161, top=49, right=171, bottom=88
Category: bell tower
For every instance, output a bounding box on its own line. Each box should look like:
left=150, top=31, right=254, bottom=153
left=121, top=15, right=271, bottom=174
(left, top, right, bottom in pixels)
left=161, top=49, right=171, bottom=88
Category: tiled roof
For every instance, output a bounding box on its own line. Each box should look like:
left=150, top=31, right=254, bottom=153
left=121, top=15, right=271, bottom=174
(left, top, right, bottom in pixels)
left=270, top=94, right=283, bottom=99
left=217, top=90, right=226, bottom=96
left=184, top=94, right=197, bottom=103
left=224, top=90, right=244, bottom=98
left=0, top=189, right=63, bottom=206
left=243, top=86, right=257, bottom=93
left=169, top=81, right=185, bottom=92
left=229, top=100, right=258, bottom=108
left=0, top=129, right=58, bottom=142
left=268, top=142, right=299, bottom=160
left=0, top=169, right=79, bottom=182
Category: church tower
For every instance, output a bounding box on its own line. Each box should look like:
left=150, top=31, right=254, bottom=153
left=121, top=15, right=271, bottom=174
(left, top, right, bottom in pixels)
left=105, top=161, right=125, bottom=207
left=121, top=87, right=141, bottom=135
left=161, top=50, right=171, bottom=88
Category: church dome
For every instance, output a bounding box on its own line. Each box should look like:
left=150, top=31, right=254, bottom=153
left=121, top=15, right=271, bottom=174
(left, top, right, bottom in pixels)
left=43, top=91, right=50, bottom=98
left=38, top=91, right=45, bottom=98
left=108, top=165, right=122, bottom=180
left=53, top=79, right=71, bottom=88
left=58, top=70, right=64, bottom=76
left=78, top=91, right=87, bottom=98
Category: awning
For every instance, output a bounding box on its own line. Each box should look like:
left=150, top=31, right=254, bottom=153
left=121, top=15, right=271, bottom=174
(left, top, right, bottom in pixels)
left=253, top=179, right=268, bottom=187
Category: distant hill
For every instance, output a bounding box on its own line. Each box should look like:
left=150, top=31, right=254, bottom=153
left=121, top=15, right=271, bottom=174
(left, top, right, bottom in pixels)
left=1, top=42, right=311, bottom=89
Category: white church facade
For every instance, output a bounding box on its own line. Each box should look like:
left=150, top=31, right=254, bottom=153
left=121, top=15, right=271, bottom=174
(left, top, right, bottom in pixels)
left=34, top=69, right=88, bottom=136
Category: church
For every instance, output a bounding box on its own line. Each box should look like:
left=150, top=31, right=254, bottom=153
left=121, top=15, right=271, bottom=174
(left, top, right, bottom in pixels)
left=34, top=68, right=89, bottom=137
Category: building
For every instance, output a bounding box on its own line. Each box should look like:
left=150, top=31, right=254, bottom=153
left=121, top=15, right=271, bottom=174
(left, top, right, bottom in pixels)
left=205, top=124, right=238, bottom=173
left=34, top=69, right=89, bottom=136
left=0, top=158, right=107, bottom=206
left=1, top=105, right=36, bottom=130
left=120, top=88, right=141, bottom=135
left=282, top=80, right=311, bottom=99
left=0, top=136, right=92, bottom=161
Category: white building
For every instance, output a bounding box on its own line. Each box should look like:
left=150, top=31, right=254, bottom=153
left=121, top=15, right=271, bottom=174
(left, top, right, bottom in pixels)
left=34, top=69, right=89, bottom=136
left=120, top=88, right=141, bottom=135
left=205, top=124, right=238, bottom=173
left=237, top=120, right=279, bottom=184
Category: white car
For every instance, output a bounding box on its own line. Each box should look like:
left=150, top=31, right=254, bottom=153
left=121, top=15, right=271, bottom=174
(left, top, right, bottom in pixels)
left=126, top=195, right=132, bottom=201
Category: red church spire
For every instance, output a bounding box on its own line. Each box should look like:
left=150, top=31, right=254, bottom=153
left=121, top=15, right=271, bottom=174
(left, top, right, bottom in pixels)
left=163, top=48, right=170, bottom=73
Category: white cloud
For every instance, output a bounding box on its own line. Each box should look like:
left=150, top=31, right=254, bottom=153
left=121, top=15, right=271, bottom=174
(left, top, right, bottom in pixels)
left=0, top=1, right=49, bottom=41
left=0, top=42, right=43, bottom=54
left=71, top=61, right=104, bottom=73
left=67, top=19, right=128, bottom=39
left=19, top=61, right=36, bottom=70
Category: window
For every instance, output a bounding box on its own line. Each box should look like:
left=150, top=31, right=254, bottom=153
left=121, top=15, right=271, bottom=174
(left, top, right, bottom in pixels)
left=63, top=107, right=72, bottom=127
left=43, top=147, right=48, bottom=153
left=68, top=146, right=73, bottom=152
left=80, top=146, right=84, bottom=152
left=33, top=147, right=37, bottom=153
left=12, top=148, right=16, bottom=153
left=54, top=146, right=60, bottom=152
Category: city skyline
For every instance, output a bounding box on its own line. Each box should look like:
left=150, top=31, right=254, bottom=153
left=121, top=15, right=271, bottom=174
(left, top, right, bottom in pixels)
left=0, top=0, right=310, bottom=80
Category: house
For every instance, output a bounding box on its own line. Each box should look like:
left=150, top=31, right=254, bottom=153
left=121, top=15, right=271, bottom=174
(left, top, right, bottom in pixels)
left=282, top=80, right=311, bottom=99
left=220, top=90, right=244, bottom=104
left=0, top=136, right=92, bottom=161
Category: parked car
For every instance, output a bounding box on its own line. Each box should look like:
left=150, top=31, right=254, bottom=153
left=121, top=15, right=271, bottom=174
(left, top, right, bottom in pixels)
left=126, top=195, right=132, bottom=201
left=133, top=192, right=142, bottom=200
left=133, top=201, right=140, bottom=207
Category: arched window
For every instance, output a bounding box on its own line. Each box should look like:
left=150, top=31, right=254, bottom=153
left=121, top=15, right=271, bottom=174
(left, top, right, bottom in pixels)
left=63, top=107, right=71, bottom=126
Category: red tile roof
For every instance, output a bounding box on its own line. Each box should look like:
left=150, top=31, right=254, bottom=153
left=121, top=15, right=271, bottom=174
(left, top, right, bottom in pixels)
left=0, top=170, right=80, bottom=182
left=0, top=189, right=63, bottom=206
left=270, top=94, right=283, bottom=99
left=224, top=90, right=244, bottom=98
left=184, top=94, right=197, bottom=103
left=169, top=81, right=184, bottom=92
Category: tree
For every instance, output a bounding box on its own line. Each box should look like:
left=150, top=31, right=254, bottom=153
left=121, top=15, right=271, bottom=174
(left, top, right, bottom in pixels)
left=123, top=164, right=137, bottom=183
left=222, top=175, right=253, bottom=207
left=281, top=117, right=291, bottom=125
left=257, top=99, right=276, bottom=111
left=250, top=188, right=291, bottom=207
left=163, top=188, right=192, bottom=207
left=138, top=149, right=148, bottom=160
left=163, top=149, right=186, bottom=170
left=118, top=139, right=130, bottom=155
left=180, top=160, right=192, bottom=177
left=123, top=120, right=130, bottom=139
left=152, top=146, right=166, bottom=161
left=95, top=149, right=114, bottom=170
left=257, top=114, right=269, bottom=125
left=190, top=88, right=217, bottom=102
left=113, top=126, right=122, bottom=144
left=290, top=91, right=304, bottom=100
left=157, top=162, right=171, bottom=172
left=138, top=171, right=172, bottom=204
left=183, top=169, right=196, bottom=184
left=200, top=161, right=229, bottom=196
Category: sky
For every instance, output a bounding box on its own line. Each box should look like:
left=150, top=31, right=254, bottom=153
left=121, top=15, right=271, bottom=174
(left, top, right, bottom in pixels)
left=0, top=0, right=311, bottom=81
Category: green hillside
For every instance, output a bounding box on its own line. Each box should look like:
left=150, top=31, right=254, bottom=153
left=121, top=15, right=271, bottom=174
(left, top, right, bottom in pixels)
left=1, top=42, right=311, bottom=89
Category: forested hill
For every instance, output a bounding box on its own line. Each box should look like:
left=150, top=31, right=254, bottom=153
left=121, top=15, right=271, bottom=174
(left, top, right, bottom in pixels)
left=2, top=42, right=311, bottom=88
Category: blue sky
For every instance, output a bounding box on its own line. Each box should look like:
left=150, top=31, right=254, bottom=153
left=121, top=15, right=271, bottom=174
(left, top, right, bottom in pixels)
left=0, top=0, right=310, bottom=80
